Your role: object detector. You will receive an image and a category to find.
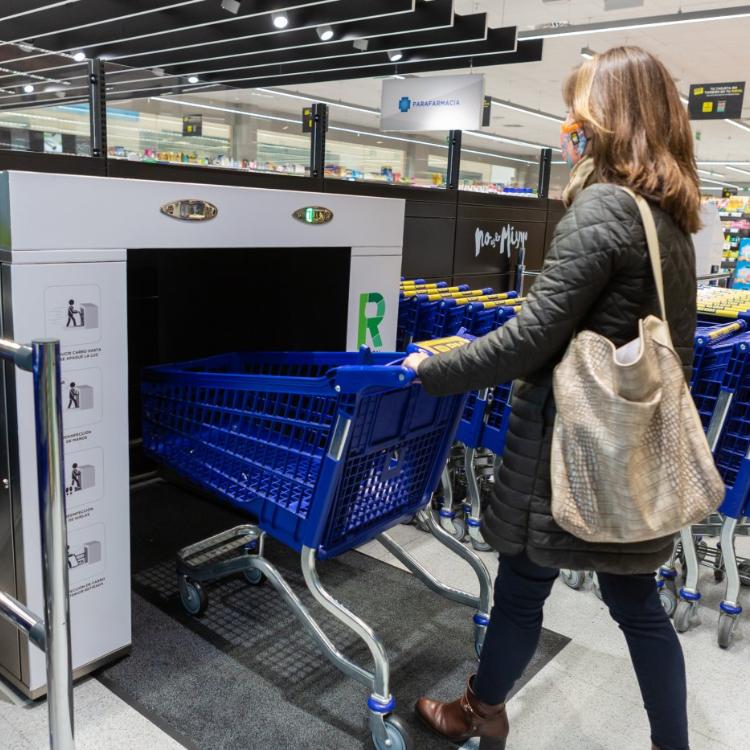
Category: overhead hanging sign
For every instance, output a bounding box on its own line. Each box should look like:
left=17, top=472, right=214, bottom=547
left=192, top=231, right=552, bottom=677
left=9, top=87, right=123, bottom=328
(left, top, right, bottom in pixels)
left=380, top=74, right=485, bottom=132
left=182, top=114, right=203, bottom=136
left=688, top=81, right=745, bottom=120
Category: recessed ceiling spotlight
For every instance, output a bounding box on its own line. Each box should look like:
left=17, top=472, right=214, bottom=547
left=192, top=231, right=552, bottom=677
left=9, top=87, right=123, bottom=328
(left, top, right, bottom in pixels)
left=72, top=50, right=86, bottom=62
left=353, top=38, right=369, bottom=51
left=316, top=25, right=334, bottom=41
left=221, top=0, right=241, bottom=13
left=18, top=42, right=34, bottom=53
left=187, top=75, right=199, bottom=84
left=272, top=11, right=289, bottom=29
left=23, top=84, right=34, bottom=93
left=387, top=49, right=403, bottom=62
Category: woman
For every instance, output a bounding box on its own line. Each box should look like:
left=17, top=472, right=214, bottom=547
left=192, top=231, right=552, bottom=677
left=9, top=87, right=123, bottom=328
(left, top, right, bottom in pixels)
left=403, top=47, right=698, bottom=750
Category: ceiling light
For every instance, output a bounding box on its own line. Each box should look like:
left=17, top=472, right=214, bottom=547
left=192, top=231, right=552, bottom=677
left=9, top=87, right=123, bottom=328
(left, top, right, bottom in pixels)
left=387, top=49, right=403, bottom=62
left=152, top=67, right=166, bottom=77
left=23, top=84, right=34, bottom=93
left=221, top=0, right=241, bottom=13
left=72, top=51, right=86, bottom=62
left=316, top=25, right=334, bottom=41
left=726, top=166, right=750, bottom=177
left=491, top=98, right=565, bottom=124
left=700, top=176, right=741, bottom=189
left=726, top=119, right=750, bottom=134
left=679, top=94, right=689, bottom=105
left=522, top=6, right=750, bottom=40
left=353, top=39, right=369, bottom=51
left=187, top=75, right=199, bottom=84
left=580, top=46, right=596, bottom=59
left=272, top=12, right=289, bottom=29
left=18, top=42, right=34, bottom=53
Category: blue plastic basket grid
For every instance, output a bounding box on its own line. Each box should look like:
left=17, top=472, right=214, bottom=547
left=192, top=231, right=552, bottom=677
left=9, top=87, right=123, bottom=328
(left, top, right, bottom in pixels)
left=708, top=341, right=750, bottom=519
left=690, top=331, right=750, bottom=430
left=142, top=351, right=465, bottom=559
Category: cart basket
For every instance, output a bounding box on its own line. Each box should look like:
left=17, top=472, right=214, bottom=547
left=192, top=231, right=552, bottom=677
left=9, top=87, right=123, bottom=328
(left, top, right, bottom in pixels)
left=142, top=350, right=466, bottom=559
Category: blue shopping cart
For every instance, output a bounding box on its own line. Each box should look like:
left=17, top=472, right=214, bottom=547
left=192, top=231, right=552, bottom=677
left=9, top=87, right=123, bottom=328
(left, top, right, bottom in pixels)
left=142, top=348, right=492, bottom=749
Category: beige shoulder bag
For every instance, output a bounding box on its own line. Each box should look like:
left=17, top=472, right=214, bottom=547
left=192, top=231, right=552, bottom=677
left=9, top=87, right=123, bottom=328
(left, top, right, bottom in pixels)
left=550, top=187, right=725, bottom=544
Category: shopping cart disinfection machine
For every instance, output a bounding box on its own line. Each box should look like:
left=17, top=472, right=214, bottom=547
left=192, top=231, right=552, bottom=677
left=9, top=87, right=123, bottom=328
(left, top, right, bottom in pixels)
left=0, top=170, right=405, bottom=696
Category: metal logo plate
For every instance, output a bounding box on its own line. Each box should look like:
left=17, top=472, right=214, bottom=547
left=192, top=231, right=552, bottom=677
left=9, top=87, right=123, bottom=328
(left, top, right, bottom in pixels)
left=292, top=206, right=334, bottom=225
left=160, top=199, right=218, bottom=221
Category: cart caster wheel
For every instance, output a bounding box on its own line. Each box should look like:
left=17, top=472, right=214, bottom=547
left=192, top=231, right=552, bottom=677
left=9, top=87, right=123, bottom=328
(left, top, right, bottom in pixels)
left=372, top=715, right=412, bottom=750
left=659, top=588, right=678, bottom=618
left=718, top=613, right=738, bottom=649
left=714, top=567, right=725, bottom=583
left=179, top=578, right=208, bottom=617
left=446, top=517, right=466, bottom=541
left=560, top=569, right=585, bottom=590
left=243, top=567, right=265, bottom=586
left=674, top=600, right=696, bottom=633
left=471, top=537, right=492, bottom=552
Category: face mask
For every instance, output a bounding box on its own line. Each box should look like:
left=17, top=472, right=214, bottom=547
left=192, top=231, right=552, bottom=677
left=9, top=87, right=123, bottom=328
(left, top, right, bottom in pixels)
left=560, top=117, right=588, bottom=169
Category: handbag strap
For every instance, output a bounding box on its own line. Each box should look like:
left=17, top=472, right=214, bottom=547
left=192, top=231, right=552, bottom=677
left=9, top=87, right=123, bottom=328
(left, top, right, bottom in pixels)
left=617, top=186, right=668, bottom=322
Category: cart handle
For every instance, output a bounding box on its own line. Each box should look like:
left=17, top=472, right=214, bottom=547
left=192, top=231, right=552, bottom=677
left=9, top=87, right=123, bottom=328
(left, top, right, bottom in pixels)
left=327, top=361, right=416, bottom=394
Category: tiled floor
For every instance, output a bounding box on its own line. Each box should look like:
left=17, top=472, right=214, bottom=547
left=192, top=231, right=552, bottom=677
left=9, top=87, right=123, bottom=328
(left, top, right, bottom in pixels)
left=1, top=524, right=747, bottom=749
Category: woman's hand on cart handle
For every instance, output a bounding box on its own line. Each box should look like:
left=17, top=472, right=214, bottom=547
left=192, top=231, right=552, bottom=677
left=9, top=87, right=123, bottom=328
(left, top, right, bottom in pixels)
left=403, top=351, right=430, bottom=375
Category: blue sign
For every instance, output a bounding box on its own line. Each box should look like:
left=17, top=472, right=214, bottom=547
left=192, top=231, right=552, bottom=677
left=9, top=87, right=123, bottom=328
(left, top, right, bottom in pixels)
left=398, top=96, right=411, bottom=113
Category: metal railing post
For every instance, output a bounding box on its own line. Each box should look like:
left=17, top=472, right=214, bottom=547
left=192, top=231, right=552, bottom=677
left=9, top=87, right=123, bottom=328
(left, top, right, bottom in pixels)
left=32, top=339, right=75, bottom=750
left=537, top=147, right=552, bottom=198
left=446, top=129, right=462, bottom=190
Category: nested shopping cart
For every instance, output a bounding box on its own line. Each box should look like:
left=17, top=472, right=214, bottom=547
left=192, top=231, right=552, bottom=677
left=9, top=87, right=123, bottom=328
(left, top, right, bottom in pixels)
left=142, top=349, right=492, bottom=750
left=666, top=329, right=750, bottom=646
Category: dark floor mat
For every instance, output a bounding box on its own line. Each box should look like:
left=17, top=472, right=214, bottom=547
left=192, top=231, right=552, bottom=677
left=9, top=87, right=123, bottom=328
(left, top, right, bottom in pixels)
left=97, top=482, right=570, bottom=749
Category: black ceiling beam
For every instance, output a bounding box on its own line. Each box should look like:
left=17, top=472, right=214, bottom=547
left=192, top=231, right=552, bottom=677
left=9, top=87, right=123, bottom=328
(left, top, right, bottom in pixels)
left=1, top=0, right=343, bottom=49
left=191, top=26, right=517, bottom=86
left=190, top=38, right=545, bottom=92
left=160, top=12, right=488, bottom=78
left=81, top=36, right=542, bottom=104
left=108, top=0, right=450, bottom=70
left=31, top=0, right=418, bottom=61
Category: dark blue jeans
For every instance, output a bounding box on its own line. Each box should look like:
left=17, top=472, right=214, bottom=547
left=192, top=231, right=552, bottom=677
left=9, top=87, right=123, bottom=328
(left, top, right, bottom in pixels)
left=473, top=552, right=689, bottom=750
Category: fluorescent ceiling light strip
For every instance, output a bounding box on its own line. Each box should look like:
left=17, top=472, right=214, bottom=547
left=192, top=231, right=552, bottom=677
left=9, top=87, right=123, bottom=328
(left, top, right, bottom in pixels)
left=153, top=96, right=301, bottom=125
left=490, top=98, right=565, bottom=125
left=462, top=147, right=537, bottom=165
left=0, top=0, right=80, bottom=23
left=258, top=87, right=378, bottom=115
left=7, top=1, right=204, bottom=46
left=465, top=129, right=557, bottom=152
left=104, top=5, right=417, bottom=62
left=700, top=186, right=722, bottom=191
left=725, top=119, right=750, bottom=134
left=700, top=176, right=741, bottom=189
left=726, top=166, right=750, bottom=177
left=698, top=161, right=750, bottom=167
left=520, top=6, right=750, bottom=40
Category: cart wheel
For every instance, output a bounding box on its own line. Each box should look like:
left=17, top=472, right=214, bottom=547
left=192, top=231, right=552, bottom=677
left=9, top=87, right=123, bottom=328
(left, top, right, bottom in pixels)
left=718, top=613, right=737, bottom=649
left=659, top=588, right=678, bottom=618
left=243, top=567, right=265, bottom=586
left=471, top=537, right=492, bottom=552
left=447, top=517, right=466, bottom=541
left=674, top=600, right=695, bottom=633
left=714, top=567, right=725, bottom=583
left=179, top=578, right=208, bottom=617
left=560, top=569, right=585, bottom=590
left=372, top=715, right=412, bottom=750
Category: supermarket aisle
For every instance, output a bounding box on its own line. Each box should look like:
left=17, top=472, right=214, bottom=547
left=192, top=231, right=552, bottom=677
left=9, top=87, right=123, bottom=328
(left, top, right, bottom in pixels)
left=1, top=514, right=747, bottom=750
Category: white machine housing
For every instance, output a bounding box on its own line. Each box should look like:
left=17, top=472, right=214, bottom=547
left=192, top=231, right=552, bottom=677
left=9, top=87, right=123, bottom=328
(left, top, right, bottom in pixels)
left=0, top=170, right=405, bottom=696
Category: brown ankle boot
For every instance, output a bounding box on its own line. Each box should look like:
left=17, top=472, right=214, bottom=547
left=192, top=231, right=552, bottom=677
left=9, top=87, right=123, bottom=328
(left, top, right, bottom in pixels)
left=415, top=676, right=509, bottom=749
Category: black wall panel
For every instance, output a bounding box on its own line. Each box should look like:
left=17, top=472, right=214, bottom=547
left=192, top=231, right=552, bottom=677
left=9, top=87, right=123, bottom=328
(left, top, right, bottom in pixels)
left=452, top=272, right=511, bottom=292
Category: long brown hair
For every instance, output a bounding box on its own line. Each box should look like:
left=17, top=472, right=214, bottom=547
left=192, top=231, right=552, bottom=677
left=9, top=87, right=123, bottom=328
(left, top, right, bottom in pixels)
left=564, top=46, right=701, bottom=234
